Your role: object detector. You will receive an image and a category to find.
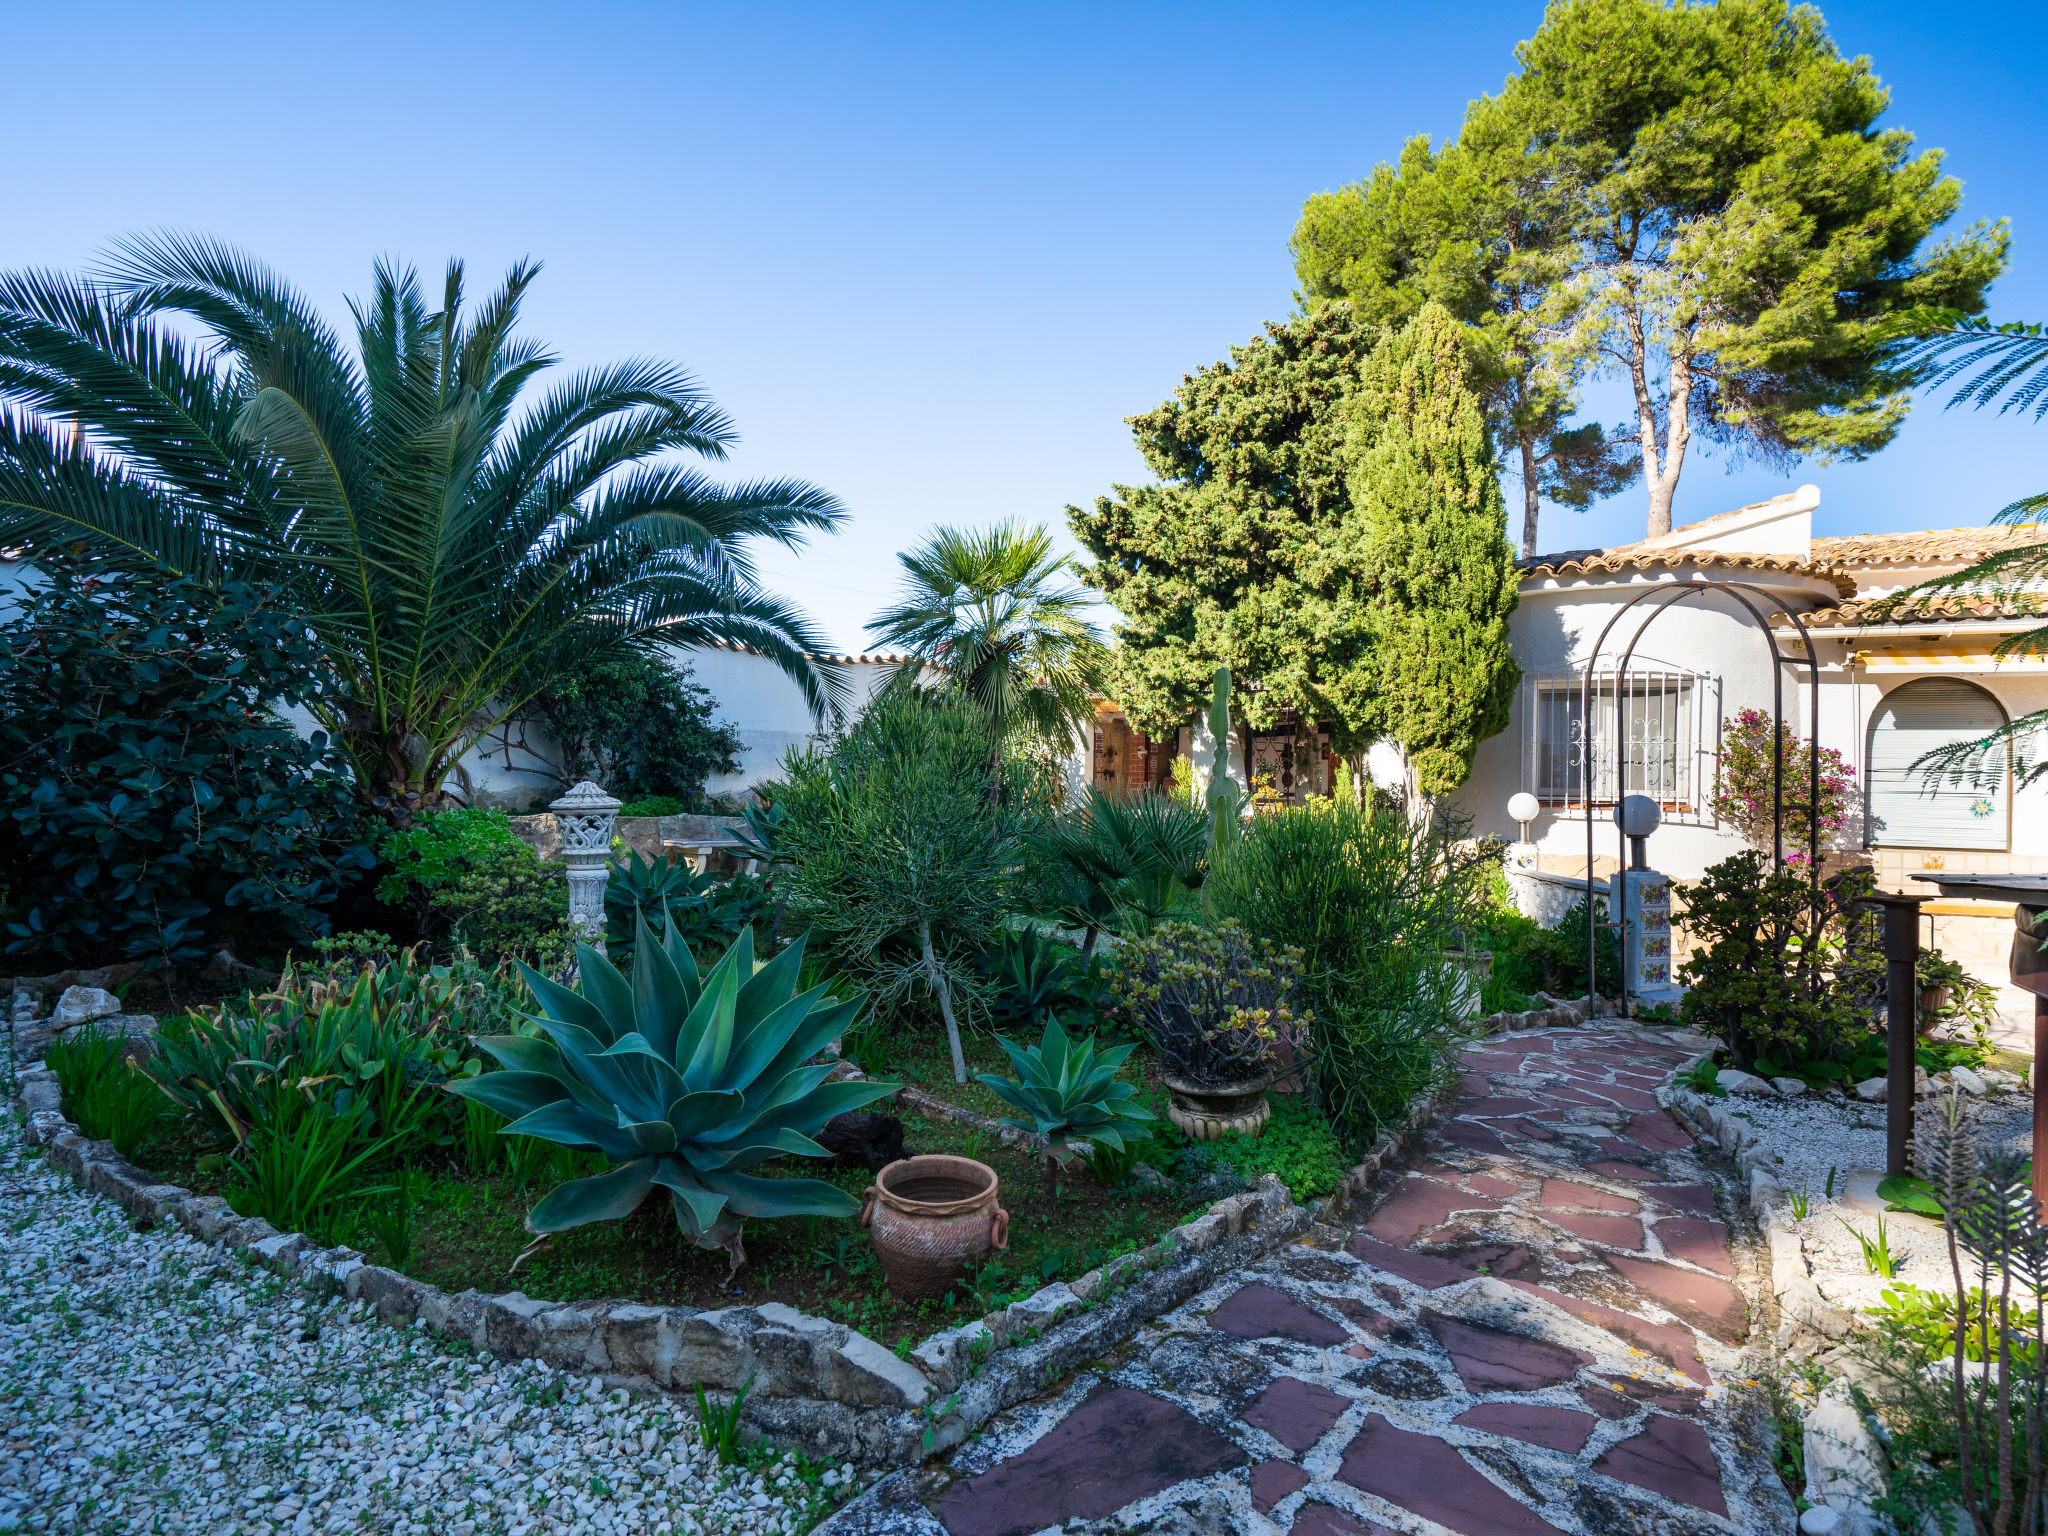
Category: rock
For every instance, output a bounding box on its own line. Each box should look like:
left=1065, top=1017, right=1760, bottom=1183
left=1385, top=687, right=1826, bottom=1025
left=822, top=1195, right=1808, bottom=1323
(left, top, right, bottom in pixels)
left=1984, top=1069, right=2022, bottom=1091
left=1800, top=1504, right=1840, bottom=1533
left=817, top=1112, right=915, bottom=1172
left=1853, top=1077, right=1886, bottom=1102
left=1715, top=1068, right=1771, bottom=1095
left=1771, top=1076, right=1809, bottom=1098
left=52, top=986, right=120, bottom=1028
left=1916, top=1065, right=1931, bottom=1097
left=1950, top=1065, right=1989, bottom=1096
left=1927, top=1071, right=1951, bottom=1092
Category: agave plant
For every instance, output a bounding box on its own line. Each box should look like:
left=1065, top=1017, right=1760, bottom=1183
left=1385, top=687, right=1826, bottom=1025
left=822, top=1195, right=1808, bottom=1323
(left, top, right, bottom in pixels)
left=450, top=915, right=892, bottom=1266
left=977, top=1017, right=1154, bottom=1203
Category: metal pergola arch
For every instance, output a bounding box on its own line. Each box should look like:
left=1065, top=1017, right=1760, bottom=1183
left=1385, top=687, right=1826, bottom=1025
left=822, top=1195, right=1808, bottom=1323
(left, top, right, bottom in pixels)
left=1577, top=577, right=1825, bottom=1013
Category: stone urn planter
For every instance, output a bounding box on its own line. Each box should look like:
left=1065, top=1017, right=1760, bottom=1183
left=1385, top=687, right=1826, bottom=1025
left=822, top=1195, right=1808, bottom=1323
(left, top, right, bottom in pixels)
left=1164, top=1072, right=1273, bottom=1140
left=862, top=1155, right=1009, bottom=1300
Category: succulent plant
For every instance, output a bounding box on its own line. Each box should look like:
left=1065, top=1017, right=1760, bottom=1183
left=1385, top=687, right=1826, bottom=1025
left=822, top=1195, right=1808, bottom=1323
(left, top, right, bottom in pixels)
left=977, top=1017, right=1154, bottom=1202
left=450, top=915, right=893, bottom=1265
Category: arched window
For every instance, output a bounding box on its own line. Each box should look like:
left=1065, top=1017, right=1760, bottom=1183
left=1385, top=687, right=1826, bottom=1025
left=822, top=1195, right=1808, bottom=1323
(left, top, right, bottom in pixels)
left=1866, top=679, right=2010, bottom=850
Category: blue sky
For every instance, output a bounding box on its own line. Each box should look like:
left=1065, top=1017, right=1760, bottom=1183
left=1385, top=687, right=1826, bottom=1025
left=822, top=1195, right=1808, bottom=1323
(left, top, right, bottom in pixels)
left=11, top=1, right=2046, bottom=648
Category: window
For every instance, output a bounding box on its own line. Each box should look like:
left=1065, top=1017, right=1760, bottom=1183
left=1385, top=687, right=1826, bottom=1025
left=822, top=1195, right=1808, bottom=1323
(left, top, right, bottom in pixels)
left=1866, top=679, right=2009, bottom=851
left=1524, top=669, right=1716, bottom=815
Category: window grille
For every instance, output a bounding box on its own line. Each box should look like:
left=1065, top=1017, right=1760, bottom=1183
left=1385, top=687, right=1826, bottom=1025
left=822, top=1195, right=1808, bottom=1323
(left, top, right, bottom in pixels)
left=1523, top=668, right=1719, bottom=818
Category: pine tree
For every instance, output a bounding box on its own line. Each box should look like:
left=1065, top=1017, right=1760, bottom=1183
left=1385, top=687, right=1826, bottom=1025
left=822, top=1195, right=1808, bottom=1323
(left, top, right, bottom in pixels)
left=1349, top=304, right=1521, bottom=800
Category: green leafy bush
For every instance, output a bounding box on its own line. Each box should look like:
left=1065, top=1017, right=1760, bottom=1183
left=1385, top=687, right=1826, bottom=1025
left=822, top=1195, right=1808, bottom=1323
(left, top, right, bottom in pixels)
left=1678, top=852, right=1882, bottom=1071
left=145, top=951, right=483, bottom=1147
left=776, top=694, right=1030, bottom=1082
left=521, top=651, right=741, bottom=808
left=450, top=920, right=892, bottom=1266
left=1190, top=1094, right=1345, bottom=1199
left=45, top=1024, right=162, bottom=1156
left=1484, top=897, right=1621, bottom=1000
left=376, top=808, right=568, bottom=966
left=1204, top=798, right=1489, bottom=1141
left=977, top=1017, right=1155, bottom=1203
left=0, top=555, right=372, bottom=966
left=617, top=795, right=690, bottom=819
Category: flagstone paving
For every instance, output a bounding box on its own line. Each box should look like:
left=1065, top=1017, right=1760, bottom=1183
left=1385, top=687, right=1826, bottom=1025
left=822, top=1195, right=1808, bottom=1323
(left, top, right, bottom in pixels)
left=823, top=1025, right=1798, bottom=1535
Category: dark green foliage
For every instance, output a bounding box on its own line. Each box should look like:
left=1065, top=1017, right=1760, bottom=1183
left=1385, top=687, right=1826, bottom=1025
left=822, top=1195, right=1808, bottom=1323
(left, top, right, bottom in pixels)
left=979, top=929, right=1103, bottom=1035
left=0, top=241, right=847, bottom=809
left=617, top=796, right=690, bottom=819
left=776, top=694, right=1028, bottom=1082
left=1678, top=851, right=1883, bottom=1071
left=977, top=1017, right=1155, bottom=1202
left=1345, top=304, right=1520, bottom=796
left=45, top=1024, right=162, bottom=1156
left=0, top=556, right=372, bottom=966
left=1488, top=897, right=1621, bottom=1000
left=1068, top=306, right=1381, bottom=747
left=1031, top=787, right=1206, bottom=954
left=1204, top=798, right=1491, bottom=1141
left=604, top=851, right=746, bottom=966
left=521, top=651, right=741, bottom=808
left=375, top=807, right=568, bottom=967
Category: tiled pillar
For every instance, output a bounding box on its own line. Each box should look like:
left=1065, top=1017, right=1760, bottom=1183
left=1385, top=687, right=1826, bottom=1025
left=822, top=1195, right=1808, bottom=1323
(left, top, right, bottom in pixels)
left=1618, top=867, right=1682, bottom=1007
left=1505, top=841, right=1541, bottom=921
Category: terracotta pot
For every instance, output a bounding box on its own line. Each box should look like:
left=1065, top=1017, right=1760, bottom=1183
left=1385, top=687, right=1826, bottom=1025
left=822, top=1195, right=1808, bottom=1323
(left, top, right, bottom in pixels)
left=861, top=1155, right=1008, bottom=1300
left=1917, top=986, right=1952, bottom=1035
left=1164, top=1072, right=1272, bottom=1140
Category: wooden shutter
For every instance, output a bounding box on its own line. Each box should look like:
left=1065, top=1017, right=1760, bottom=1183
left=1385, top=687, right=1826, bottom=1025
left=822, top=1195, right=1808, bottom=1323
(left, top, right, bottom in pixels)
left=1866, top=679, right=2009, bottom=850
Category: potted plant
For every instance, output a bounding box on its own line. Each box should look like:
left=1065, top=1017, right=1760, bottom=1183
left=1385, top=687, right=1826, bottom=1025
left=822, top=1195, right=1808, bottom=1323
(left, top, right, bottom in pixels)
left=1112, top=920, right=1307, bottom=1139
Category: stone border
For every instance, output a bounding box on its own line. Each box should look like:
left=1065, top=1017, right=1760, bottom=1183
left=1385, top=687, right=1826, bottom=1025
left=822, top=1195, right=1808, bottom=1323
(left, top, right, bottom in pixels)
left=8, top=978, right=1311, bottom=1467
left=1661, top=1057, right=1887, bottom=1532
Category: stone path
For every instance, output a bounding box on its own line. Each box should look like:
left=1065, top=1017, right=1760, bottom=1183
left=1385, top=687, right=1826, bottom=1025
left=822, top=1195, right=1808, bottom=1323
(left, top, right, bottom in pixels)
left=825, top=1026, right=1796, bottom=1536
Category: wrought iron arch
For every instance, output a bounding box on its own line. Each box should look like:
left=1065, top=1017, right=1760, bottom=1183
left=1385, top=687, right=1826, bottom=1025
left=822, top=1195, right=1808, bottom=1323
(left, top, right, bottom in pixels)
left=1576, top=578, right=1825, bottom=1013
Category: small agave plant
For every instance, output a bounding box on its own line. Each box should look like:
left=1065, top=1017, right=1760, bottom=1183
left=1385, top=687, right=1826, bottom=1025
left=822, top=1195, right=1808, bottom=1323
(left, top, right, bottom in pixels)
left=451, top=914, right=894, bottom=1267
left=977, top=1017, right=1154, bottom=1203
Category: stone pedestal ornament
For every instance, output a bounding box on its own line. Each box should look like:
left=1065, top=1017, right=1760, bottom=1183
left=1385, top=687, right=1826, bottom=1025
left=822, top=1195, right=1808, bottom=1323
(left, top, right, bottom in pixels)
left=550, top=780, right=622, bottom=946
left=1616, top=867, right=1681, bottom=1006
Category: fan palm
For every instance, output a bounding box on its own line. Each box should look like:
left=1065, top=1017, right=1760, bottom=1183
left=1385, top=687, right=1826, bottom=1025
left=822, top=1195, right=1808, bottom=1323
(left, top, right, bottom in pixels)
left=866, top=521, right=1108, bottom=744
left=0, top=235, right=850, bottom=816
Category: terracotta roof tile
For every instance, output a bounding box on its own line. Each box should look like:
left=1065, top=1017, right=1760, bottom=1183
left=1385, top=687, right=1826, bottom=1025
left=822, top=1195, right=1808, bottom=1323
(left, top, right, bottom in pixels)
left=1775, top=592, right=2048, bottom=630
left=1517, top=546, right=1856, bottom=598
left=695, top=636, right=913, bottom=666
left=1810, top=526, right=2047, bottom=567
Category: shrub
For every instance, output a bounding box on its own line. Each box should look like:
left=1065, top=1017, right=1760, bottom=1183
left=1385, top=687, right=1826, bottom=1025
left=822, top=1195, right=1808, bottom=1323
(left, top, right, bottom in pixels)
left=1500, top=896, right=1622, bottom=999
left=521, top=650, right=742, bottom=807
left=144, top=950, right=483, bottom=1148
left=1203, top=798, right=1489, bottom=1141
left=450, top=920, right=893, bottom=1267
left=776, top=694, right=1029, bottom=1082
left=1110, top=920, right=1308, bottom=1086
left=1677, top=851, right=1882, bottom=1070
left=1708, top=708, right=1854, bottom=859
left=616, top=795, right=689, bottom=819
left=46, top=1024, right=162, bottom=1156
left=0, top=555, right=373, bottom=966
left=375, top=807, right=568, bottom=967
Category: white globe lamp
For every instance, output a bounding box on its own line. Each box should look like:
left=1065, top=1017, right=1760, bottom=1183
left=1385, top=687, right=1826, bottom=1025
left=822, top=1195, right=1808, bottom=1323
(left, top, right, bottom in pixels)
left=1614, top=794, right=1661, bottom=868
left=1507, top=792, right=1540, bottom=840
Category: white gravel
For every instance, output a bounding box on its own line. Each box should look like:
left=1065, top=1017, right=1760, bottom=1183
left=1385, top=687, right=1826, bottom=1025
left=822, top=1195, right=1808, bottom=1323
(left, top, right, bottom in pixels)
left=0, top=1103, right=865, bottom=1535
left=1721, top=1086, right=2033, bottom=1312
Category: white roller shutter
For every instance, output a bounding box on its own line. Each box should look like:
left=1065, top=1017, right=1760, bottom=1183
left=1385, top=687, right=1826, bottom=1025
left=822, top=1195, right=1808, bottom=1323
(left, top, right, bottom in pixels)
left=1866, top=679, right=2009, bottom=850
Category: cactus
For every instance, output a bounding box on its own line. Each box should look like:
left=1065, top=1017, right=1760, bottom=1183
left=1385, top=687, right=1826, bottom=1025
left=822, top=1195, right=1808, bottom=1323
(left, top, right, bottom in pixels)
left=1205, top=666, right=1241, bottom=849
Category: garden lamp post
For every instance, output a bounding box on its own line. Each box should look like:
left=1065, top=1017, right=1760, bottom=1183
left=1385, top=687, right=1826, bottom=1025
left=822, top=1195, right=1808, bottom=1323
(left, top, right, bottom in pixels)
left=1908, top=872, right=2048, bottom=1218
left=1859, top=891, right=1929, bottom=1180
left=1503, top=792, right=1542, bottom=921
left=551, top=780, right=622, bottom=947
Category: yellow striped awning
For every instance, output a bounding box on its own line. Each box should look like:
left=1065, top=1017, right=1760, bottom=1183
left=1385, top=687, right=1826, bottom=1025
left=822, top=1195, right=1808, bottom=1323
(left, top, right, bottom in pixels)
left=1856, top=646, right=2048, bottom=673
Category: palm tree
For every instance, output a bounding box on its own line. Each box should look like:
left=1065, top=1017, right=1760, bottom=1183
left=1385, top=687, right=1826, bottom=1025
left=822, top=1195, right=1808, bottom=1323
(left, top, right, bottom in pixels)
left=0, top=235, right=849, bottom=816
left=866, top=521, right=1108, bottom=744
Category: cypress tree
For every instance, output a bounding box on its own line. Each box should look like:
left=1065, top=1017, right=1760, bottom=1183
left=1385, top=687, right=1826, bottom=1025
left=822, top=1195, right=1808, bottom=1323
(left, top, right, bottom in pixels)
left=1349, top=302, right=1520, bottom=799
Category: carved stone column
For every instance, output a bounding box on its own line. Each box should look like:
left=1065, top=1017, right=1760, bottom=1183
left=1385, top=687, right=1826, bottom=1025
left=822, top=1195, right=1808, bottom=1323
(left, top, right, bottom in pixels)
left=550, top=781, right=622, bottom=947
